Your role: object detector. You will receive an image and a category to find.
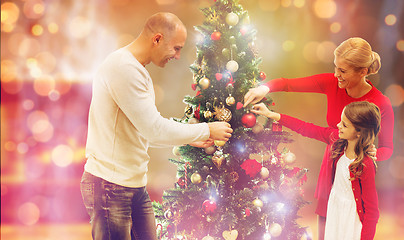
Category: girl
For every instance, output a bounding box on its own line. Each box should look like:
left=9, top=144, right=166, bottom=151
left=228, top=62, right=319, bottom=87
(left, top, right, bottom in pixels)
left=251, top=101, right=381, bottom=240
left=244, top=37, right=393, bottom=239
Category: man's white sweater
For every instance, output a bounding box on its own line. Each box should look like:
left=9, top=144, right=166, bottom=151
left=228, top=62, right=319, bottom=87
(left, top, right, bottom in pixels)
left=84, top=47, right=209, bottom=188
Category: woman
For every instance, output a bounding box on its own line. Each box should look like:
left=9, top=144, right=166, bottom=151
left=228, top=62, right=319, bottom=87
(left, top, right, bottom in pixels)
left=244, top=37, right=394, bottom=239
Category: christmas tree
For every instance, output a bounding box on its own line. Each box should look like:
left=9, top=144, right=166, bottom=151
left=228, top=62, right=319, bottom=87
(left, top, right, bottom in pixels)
left=153, top=0, right=309, bottom=239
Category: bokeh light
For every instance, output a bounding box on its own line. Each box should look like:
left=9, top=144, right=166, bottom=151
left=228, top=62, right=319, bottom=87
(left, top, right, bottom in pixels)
left=397, top=40, right=404, bottom=52
left=293, top=0, right=305, bottom=8
left=385, top=14, right=397, bottom=26
left=31, top=24, right=44, bottom=36
left=51, top=145, right=74, bottom=167
left=68, top=16, right=93, bottom=39
left=1, top=2, right=20, bottom=24
left=385, top=84, right=404, bottom=107
left=313, top=0, right=337, bottom=19
left=23, top=0, right=45, bottom=19
left=330, top=22, right=341, bottom=33
left=17, top=202, right=40, bottom=226
left=258, top=0, right=280, bottom=12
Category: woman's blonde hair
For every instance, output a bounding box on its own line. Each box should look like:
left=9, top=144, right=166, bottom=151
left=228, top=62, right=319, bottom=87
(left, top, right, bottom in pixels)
left=334, top=37, right=381, bottom=76
left=331, top=101, right=381, bottom=179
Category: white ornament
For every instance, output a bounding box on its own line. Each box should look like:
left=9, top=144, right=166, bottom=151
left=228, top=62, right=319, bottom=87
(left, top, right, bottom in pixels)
left=222, top=229, right=238, bottom=240
left=202, top=236, right=214, bottom=240
left=269, top=223, right=282, bottom=237
left=283, top=152, right=296, bottom=164
left=226, top=12, right=239, bottom=26
left=260, top=167, right=270, bottom=179
left=226, top=60, right=239, bottom=73
left=172, top=146, right=181, bottom=156
left=252, top=123, right=264, bottom=134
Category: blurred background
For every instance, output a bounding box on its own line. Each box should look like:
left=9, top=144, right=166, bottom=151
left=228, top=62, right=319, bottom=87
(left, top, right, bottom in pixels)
left=1, top=0, right=403, bottom=239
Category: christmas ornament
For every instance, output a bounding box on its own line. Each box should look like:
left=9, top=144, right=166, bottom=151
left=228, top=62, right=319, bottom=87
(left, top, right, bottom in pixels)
left=204, top=145, right=216, bottom=155
left=188, top=117, right=199, bottom=124
left=214, top=140, right=226, bottom=147
left=222, top=229, right=238, bottom=240
left=252, top=122, right=264, bottom=134
left=241, top=159, right=262, bottom=178
left=164, top=209, right=174, bottom=219
left=229, top=171, right=239, bottom=183
left=204, top=110, right=213, bottom=119
left=199, top=77, right=210, bottom=89
left=222, top=48, right=230, bottom=58
left=211, top=31, right=221, bottom=41
left=226, top=60, right=239, bottom=73
left=272, top=120, right=282, bottom=132
left=252, top=198, right=263, bottom=208
left=259, top=71, right=267, bottom=80
left=258, top=181, right=270, bottom=190
left=191, top=172, right=202, bottom=184
left=202, top=199, right=217, bottom=214
left=229, top=35, right=236, bottom=44
left=202, top=235, right=214, bottom=240
left=240, top=27, right=247, bottom=36
left=260, top=167, right=270, bottom=179
left=225, top=12, right=239, bottom=26
left=241, top=112, right=256, bottom=128
left=226, top=95, right=235, bottom=106
left=231, top=44, right=238, bottom=52
left=214, top=106, right=232, bottom=122
left=184, top=105, right=193, bottom=117
left=244, top=207, right=251, bottom=217
left=177, top=177, right=186, bottom=188
left=172, top=146, right=181, bottom=156
left=215, top=73, right=222, bottom=81
left=212, top=154, right=225, bottom=169
left=269, top=223, right=282, bottom=237
left=236, top=102, right=243, bottom=110
left=283, top=152, right=296, bottom=164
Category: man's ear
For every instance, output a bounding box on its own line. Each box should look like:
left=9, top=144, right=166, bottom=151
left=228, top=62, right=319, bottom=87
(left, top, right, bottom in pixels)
left=153, top=33, right=163, bottom=45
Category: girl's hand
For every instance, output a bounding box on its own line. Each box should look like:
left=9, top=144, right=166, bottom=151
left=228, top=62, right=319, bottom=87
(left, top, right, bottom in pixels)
left=367, top=144, right=377, bottom=161
left=243, top=85, right=270, bottom=107
left=251, top=103, right=281, bottom=121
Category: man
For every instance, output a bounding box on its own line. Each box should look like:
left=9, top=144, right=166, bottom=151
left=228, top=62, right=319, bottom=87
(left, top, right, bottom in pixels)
left=80, top=12, right=233, bottom=240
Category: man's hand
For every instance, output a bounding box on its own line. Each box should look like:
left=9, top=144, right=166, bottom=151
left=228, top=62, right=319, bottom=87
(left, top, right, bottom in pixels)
left=207, top=122, right=233, bottom=141
left=189, top=139, right=214, bottom=148
left=243, top=85, right=270, bottom=107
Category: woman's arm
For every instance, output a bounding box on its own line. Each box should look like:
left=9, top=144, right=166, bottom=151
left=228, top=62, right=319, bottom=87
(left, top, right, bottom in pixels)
left=375, top=98, right=394, bottom=161
left=244, top=73, right=336, bottom=106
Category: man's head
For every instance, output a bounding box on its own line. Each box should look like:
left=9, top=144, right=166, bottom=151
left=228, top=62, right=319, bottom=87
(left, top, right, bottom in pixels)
left=141, top=12, right=187, bottom=67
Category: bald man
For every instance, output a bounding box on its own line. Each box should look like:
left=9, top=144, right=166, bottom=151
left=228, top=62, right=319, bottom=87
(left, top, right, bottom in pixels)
left=80, top=12, right=232, bottom=240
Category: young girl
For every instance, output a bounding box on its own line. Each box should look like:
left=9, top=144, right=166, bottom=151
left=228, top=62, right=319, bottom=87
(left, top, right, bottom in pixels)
left=251, top=101, right=381, bottom=240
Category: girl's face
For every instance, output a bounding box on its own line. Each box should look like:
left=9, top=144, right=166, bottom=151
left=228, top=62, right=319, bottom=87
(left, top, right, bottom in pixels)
left=337, top=110, right=359, bottom=141
left=334, top=56, right=366, bottom=89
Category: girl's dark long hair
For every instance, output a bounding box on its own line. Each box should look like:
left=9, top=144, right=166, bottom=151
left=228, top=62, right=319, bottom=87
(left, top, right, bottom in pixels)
left=331, top=101, right=381, bottom=179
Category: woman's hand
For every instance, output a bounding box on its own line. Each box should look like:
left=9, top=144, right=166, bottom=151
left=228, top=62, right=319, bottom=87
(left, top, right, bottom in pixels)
left=367, top=144, right=377, bottom=161
left=250, top=103, right=281, bottom=121
left=243, top=85, right=270, bottom=107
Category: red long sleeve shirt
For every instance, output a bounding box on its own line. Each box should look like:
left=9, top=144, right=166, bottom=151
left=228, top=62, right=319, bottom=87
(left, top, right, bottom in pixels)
left=279, top=114, right=379, bottom=240
left=265, top=73, right=393, bottom=216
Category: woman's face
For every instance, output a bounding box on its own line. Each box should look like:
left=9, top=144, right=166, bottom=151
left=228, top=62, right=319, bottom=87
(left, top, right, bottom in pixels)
left=334, top=56, right=366, bottom=89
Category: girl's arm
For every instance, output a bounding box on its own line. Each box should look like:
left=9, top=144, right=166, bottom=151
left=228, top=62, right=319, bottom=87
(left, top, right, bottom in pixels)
left=251, top=103, right=337, bottom=144
left=359, top=158, right=379, bottom=239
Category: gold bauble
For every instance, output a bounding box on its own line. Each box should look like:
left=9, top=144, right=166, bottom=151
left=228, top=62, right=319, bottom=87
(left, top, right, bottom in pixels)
left=199, top=77, right=210, bottom=90
left=212, top=155, right=225, bottom=169
left=204, top=110, right=213, bottom=119
left=214, top=140, right=226, bottom=147
left=191, top=172, right=202, bottom=184
left=252, top=198, right=263, bottom=208
left=226, top=96, right=235, bottom=106
left=204, top=146, right=216, bottom=155
left=172, top=146, right=181, bottom=156
left=214, top=106, right=232, bottom=122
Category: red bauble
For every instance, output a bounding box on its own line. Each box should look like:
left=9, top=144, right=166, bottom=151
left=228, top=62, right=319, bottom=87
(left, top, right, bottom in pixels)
left=259, top=71, right=266, bottom=80
left=241, top=113, right=256, bottom=128
left=211, top=31, right=221, bottom=41
left=202, top=200, right=217, bottom=214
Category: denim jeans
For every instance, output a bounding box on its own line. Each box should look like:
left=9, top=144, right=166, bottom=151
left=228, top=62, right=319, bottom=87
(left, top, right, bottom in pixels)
left=80, top=171, right=157, bottom=240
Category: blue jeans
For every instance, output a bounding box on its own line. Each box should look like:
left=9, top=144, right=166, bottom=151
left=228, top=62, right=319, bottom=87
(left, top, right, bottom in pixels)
left=80, top=171, right=157, bottom=240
